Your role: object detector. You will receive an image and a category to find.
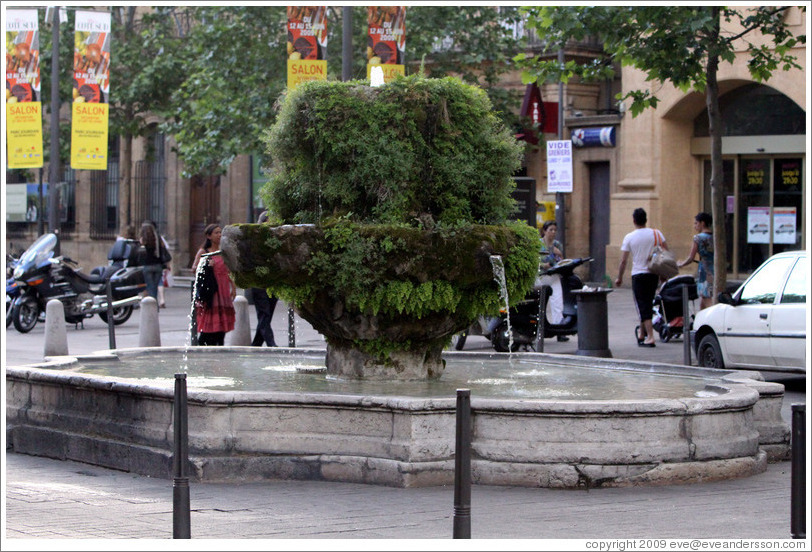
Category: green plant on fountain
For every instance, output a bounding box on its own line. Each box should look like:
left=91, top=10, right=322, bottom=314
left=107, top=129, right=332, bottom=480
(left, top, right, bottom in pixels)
left=220, top=74, right=539, bottom=380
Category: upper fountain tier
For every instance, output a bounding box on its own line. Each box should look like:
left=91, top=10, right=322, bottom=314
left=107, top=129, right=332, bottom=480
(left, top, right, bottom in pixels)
left=220, top=75, right=539, bottom=380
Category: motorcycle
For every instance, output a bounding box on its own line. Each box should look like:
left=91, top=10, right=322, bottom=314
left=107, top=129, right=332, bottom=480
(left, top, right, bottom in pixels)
left=490, top=257, right=593, bottom=352
left=10, top=233, right=146, bottom=333
left=6, top=250, right=22, bottom=327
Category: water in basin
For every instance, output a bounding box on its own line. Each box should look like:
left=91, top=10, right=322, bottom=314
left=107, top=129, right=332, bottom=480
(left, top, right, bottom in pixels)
left=68, top=349, right=723, bottom=400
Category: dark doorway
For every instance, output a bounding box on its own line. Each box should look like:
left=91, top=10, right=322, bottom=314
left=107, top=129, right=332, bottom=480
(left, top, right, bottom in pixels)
left=588, top=162, right=611, bottom=283
left=189, top=174, right=220, bottom=266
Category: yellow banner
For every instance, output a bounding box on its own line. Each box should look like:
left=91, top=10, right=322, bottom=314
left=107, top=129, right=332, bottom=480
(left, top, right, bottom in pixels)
left=71, top=10, right=111, bottom=170
left=366, top=63, right=405, bottom=83
left=5, top=8, right=43, bottom=168
left=6, top=101, right=44, bottom=168
left=287, top=59, right=327, bottom=90
left=71, top=102, right=109, bottom=170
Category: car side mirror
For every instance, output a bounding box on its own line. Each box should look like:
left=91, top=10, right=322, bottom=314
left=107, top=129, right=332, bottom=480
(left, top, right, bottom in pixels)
left=717, top=292, right=734, bottom=305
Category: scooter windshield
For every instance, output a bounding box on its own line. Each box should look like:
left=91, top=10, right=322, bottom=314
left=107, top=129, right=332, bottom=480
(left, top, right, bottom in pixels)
left=16, top=233, right=57, bottom=273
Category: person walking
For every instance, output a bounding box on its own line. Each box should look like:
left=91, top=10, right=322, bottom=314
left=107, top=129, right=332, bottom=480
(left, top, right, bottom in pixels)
left=250, top=212, right=278, bottom=347
left=138, top=221, right=166, bottom=301
left=679, top=212, right=714, bottom=310
left=536, top=219, right=568, bottom=341
left=615, top=207, right=669, bottom=348
left=192, top=224, right=236, bottom=346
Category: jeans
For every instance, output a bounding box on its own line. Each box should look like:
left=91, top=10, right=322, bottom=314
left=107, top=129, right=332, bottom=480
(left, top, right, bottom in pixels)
left=142, top=264, right=164, bottom=300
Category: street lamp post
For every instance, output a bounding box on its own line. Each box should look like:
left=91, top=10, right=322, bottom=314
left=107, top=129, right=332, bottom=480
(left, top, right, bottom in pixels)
left=48, top=6, right=61, bottom=251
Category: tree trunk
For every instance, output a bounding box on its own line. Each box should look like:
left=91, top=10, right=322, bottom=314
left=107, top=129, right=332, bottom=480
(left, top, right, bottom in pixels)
left=119, top=133, right=133, bottom=234
left=706, top=7, right=727, bottom=302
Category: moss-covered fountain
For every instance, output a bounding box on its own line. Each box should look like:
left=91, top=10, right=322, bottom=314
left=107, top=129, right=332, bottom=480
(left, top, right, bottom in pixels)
left=220, top=75, right=539, bottom=380
left=7, top=75, right=788, bottom=488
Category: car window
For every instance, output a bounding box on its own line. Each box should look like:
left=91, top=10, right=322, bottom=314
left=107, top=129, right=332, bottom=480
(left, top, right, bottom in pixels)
left=738, top=257, right=795, bottom=304
left=780, top=258, right=808, bottom=304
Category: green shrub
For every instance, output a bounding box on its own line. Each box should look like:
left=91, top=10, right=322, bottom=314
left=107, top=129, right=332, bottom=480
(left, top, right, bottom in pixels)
left=261, top=74, right=524, bottom=227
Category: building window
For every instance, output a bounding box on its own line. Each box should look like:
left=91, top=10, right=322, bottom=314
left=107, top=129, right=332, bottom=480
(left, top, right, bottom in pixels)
left=133, top=128, right=167, bottom=232
left=90, top=135, right=120, bottom=239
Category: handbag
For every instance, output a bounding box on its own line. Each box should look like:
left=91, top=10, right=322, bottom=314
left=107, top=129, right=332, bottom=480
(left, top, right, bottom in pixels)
left=195, top=258, right=218, bottom=308
left=647, top=229, right=679, bottom=280
left=159, top=242, right=172, bottom=265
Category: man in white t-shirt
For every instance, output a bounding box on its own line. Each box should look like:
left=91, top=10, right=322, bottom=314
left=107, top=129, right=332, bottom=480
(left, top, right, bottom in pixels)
left=615, top=207, right=669, bottom=347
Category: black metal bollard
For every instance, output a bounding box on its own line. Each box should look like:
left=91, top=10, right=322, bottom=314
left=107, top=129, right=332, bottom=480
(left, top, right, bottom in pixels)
left=106, top=279, right=116, bottom=350
left=682, top=284, right=691, bottom=366
left=288, top=306, right=296, bottom=347
left=791, top=403, right=805, bottom=539
left=453, top=389, right=472, bottom=539
left=173, top=373, right=191, bottom=539
left=573, top=289, right=614, bottom=358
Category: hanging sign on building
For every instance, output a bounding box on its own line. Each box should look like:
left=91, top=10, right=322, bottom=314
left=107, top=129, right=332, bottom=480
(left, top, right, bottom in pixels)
left=71, top=9, right=111, bottom=170
left=287, top=6, right=328, bottom=90
left=366, top=6, right=405, bottom=83
left=546, top=140, right=573, bottom=193
left=571, top=126, right=616, bottom=148
left=5, top=9, right=43, bottom=169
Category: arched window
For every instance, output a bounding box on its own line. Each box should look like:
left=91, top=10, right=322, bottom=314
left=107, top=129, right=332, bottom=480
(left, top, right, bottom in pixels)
left=694, top=83, right=805, bottom=137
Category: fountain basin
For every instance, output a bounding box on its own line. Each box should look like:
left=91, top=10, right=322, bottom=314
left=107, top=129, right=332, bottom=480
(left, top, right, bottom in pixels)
left=6, top=348, right=788, bottom=488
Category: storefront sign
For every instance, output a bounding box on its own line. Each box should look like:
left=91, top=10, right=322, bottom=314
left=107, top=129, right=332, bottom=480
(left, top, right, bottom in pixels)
left=746, top=206, right=770, bottom=244
left=71, top=10, right=111, bottom=170
left=571, top=127, right=616, bottom=148
left=286, top=6, right=328, bottom=90
left=5, top=9, right=43, bottom=169
left=773, top=207, right=797, bottom=244
left=367, top=6, right=405, bottom=84
left=546, top=140, right=573, bottom=193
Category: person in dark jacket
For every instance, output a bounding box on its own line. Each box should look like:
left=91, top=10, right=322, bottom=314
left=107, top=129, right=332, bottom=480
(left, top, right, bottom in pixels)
left=251, top=211, right=278, bottom=347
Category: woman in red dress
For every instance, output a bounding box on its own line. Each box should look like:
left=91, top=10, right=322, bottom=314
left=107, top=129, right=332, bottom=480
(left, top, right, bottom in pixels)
left=192, top=224, right=236, bottom=346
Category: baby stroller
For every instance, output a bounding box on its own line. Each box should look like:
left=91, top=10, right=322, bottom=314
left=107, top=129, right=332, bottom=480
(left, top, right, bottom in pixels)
left=652, top=274, right=698, bottom=342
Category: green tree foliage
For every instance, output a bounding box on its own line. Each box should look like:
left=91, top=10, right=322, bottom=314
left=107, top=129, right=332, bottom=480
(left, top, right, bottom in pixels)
left=159, top=6, right=288, bottom=176
left=515, top=6, right=805, bottom=295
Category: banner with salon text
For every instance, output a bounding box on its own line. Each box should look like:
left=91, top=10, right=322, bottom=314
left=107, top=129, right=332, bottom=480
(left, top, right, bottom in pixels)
left=287, top=6, right=327, bottom=90
left=71, top=10, right=111, bottom=170
left=5, top=9, right=43, bottom=168
left=366, top=6, right=406, bottom=83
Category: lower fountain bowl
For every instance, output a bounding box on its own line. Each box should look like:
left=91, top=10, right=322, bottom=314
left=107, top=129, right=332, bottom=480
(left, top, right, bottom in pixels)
left=5, top=347, right=789, bottom=488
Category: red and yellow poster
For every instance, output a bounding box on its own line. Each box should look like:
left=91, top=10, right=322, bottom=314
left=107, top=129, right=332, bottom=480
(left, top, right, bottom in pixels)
left=287, top=6, right=327, bottom=90
left=366, top=7, right=406, bottom=83
left=71, top=10, right=110, bottom=170
left=5, top=9, right=43, bottom=168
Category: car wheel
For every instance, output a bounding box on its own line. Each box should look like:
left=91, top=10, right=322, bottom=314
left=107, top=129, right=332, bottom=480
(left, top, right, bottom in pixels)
left=12, top=297, right=40, bottom=333
left=697, top=334, right=725, bottom=369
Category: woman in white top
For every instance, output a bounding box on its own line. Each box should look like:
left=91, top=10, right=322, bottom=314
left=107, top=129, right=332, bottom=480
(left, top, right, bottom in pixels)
left=615, top=207, right=669, bottom=347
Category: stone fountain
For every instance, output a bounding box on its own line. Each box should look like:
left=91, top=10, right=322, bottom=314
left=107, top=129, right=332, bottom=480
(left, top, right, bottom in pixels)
left=5, top=75, right=790, bottom=488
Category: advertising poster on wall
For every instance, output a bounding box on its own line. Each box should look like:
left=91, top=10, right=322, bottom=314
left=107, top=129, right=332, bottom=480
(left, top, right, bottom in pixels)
left=546, top=140, right=573, bottom=193
left=5, top=9, right=43, bottom=169
left=746, top=206, right=771, bottom=244
left=71, top=10, right=111, bottom=170
left=772, top=207, right=797, bottom=244
left=366, top=6, right=405, bottom=83
left=286, top=6, right=327, bottom=90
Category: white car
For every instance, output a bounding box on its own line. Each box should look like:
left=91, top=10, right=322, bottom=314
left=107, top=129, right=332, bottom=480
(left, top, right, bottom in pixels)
left=692, top=250, right=807, bottom=373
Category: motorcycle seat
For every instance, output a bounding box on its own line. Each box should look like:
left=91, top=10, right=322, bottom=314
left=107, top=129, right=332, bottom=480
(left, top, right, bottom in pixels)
left=73, top=270, right=107, bottom=285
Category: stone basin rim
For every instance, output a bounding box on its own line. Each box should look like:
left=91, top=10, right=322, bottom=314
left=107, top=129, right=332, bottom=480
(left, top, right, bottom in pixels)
left=7, top=347, right=767, bottom=414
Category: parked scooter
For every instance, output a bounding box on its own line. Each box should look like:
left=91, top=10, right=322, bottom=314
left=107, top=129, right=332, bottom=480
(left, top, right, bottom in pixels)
left=490, top=257, right=593, bottom=352
left=10, top=233, right=146, bottom=333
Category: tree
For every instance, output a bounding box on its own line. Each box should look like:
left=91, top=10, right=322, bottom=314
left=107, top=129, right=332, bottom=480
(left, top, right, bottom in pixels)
left=515, top=6, right=805, bottom=296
